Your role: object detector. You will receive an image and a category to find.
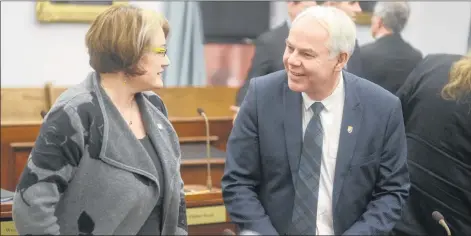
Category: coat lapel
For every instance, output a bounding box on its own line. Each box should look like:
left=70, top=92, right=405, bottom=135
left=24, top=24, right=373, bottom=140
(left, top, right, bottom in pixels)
left=283, top=80, right=303, bottom=183
left=332, top=73, right=363, bottom=210
left=94, top=82, right=160, bottom=187
left=136, top=94, right=180, bottom=227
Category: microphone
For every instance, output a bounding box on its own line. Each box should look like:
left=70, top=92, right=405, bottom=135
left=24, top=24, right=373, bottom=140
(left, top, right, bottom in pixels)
left=197, top=108, right=213, bottom=192
left=432, top=211, right=451, bottom=236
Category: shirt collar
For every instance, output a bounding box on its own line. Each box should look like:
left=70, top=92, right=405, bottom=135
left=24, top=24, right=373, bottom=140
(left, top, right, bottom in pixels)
left=302, top=71, right=344, bottom=112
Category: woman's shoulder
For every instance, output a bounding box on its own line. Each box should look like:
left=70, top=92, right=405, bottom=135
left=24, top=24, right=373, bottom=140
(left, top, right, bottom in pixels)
left=47, top=82, right=102, bottom=126
left=52, top=85, right=98, bottom=111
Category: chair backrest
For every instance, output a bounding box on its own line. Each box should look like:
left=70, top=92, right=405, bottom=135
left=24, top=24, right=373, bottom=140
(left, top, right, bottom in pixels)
left=1, top=83, right=238, bottom=124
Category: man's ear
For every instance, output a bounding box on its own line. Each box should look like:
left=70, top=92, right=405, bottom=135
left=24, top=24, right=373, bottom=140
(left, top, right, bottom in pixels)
left=335, top=52, right=349, bottom=71
left=377, top=17, right=385, bottom=28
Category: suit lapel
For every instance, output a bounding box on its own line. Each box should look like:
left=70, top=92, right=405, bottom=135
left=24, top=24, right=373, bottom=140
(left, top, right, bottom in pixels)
left=283, top=81, right=303, bottom=183
left=332, top=73, right=363, bottom=210
left=136, top=94, right=179, bottom=225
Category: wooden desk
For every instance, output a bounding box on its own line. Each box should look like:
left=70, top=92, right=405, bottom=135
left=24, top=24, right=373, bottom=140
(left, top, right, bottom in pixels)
left=1, top=142, right=226, bottom=192
left=1, top=117, right=232, bottom=191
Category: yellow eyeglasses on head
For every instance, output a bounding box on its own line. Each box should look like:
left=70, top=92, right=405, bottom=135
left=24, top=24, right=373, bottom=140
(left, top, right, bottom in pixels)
left=152, top=47, right=167, bottom=55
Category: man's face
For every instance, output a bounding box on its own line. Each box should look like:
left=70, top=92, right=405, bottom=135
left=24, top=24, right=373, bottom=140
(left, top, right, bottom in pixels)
left=325, top=1, right=362, bottom=20
left=370, top=15, right=382, bottom=38
left=283, top=16, right=345, bottom=94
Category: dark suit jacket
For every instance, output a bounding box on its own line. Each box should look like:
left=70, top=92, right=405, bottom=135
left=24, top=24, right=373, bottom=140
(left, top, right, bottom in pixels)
left=394, top=54, right=471, bottom=236
left=235, top=23, right=365, bottom=105
left=360, top=34, right=422, bottom=94
left=235, top=23, right=289, bottom=105
left=223, top=70, right=410, bottom=235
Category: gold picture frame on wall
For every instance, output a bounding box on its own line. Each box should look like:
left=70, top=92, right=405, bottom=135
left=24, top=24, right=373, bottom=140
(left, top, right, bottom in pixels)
left=355, top=12, right=373, bottom=25
left=36, top=1, right=127, bottom=23
left=355, top=1, right=377, bottom=25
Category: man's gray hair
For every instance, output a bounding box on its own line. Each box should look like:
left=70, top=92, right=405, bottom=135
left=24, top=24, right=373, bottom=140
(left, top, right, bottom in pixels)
left=292, top=6, right=357, bottom=57
left=373, top=2, right=410, bottom=33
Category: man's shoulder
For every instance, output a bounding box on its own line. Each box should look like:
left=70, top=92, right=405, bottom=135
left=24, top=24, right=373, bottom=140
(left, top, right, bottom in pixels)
left=244, top=70, right=287, bottom=103
left=359, top=40, right=378, bottom=52
left=251, top=70, right=287, bottom=90
left=346, top=72, right=399, bottom=108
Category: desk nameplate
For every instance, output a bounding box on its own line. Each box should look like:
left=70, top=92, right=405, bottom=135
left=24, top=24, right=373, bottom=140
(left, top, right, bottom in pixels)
left=1, top=221, right=17, bottom=235
left=186, top=205, right=226, bottom=226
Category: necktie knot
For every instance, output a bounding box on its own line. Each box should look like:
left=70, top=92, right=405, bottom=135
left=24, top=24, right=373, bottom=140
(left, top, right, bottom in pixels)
left=311, top=102, right=324, bottom=116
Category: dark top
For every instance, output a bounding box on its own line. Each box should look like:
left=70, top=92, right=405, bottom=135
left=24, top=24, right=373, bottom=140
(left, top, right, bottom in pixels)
left=137, top=136, right=165, bottom=235
left=394, top=54, right=471, bottom=236
left=360, top=33, right=422, bottom=94
left=235, top=23, right=289, bottom=105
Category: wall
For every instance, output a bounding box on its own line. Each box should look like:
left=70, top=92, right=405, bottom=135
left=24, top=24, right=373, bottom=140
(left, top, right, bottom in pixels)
left=2, top=1, right=470, bottom=87
left=271, top=1, right=471, bottom=56
left=0, top=1, right=164, bottom=87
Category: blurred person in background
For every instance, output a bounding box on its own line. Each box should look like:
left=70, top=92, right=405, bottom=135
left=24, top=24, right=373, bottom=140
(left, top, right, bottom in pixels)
left=12, top=5, right=188, bottom=235
left=360, top=2, right=422, bottom=94
left=393, top=53, right=471, bottom=236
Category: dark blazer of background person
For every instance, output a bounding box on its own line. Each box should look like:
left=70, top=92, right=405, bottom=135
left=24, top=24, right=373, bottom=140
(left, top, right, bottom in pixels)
left=235, top=23, right=289, bottom=105
left=394, top=54, right=471, bottom=236
left=360, top=33, right=422, bottom=94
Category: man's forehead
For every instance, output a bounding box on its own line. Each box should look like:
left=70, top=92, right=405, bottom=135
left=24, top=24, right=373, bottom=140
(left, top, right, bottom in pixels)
left=290, top=20, right=329, bottom=41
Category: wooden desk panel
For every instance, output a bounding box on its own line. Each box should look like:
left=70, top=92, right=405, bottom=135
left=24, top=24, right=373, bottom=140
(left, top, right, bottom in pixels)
left=1, top=118, right=232, bottom=191
left=9, top=143, right=31, bottom=189
left=3, top=143, right=226, bottom=192
left=170, top=117, right=232, bottom=151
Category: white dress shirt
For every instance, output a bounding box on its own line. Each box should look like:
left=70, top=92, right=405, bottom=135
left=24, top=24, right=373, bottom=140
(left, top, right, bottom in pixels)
left=301, top=72, right=345, bottom=235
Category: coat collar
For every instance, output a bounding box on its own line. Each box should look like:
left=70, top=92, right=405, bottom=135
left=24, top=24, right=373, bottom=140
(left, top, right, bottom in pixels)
left=89, top=72, right=180, bottom=216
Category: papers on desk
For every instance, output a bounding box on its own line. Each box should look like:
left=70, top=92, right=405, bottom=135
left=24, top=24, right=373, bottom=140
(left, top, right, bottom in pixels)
left=1, top=189, right=14, bottom=203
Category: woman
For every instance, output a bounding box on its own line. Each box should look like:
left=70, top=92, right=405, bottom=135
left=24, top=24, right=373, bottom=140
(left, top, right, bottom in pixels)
left=12, top=5, right=188, bottom=235
left=393, top=53, right=471, bottom=236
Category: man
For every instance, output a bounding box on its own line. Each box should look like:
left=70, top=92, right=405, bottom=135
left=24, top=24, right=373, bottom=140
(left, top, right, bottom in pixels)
left=233, top=1, right=363, bottom=117
left=393, top=53, right=471, bottom=236
left=360, top=2, right=422, bottom=94
left=222, top=6, right=410, bottom=235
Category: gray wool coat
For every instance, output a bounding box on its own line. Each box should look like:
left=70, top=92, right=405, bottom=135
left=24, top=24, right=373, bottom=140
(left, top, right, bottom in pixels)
left=12, top=72, right=188, bottom=235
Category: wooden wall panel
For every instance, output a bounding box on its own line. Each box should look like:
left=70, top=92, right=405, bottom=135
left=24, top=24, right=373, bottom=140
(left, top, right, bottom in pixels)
left=2, top=86, right=239, bottom=120
left=0, top=88, right=48, bottom=122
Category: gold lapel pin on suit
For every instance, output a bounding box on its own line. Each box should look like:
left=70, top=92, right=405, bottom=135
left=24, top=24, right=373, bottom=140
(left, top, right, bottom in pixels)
left=347, top=126, right=353, bottom=133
